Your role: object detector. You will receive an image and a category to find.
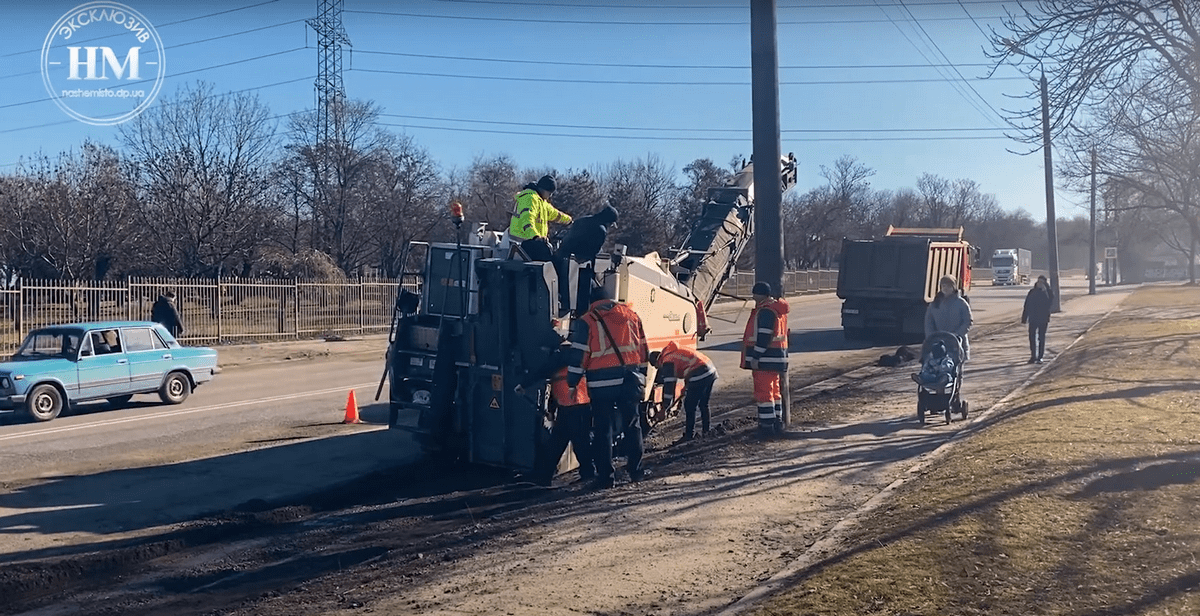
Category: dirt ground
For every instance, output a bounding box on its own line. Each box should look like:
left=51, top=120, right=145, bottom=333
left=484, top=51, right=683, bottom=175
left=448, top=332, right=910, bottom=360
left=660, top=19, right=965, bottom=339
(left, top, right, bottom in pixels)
left=1, top=286, right=1149, bottom=616
left=749, top=284, right=1200, bottom=616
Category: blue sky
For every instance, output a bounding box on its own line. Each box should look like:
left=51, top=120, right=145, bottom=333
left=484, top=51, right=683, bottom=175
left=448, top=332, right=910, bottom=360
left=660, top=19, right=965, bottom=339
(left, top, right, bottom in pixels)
left=2, top=0, right=1086, bottom=223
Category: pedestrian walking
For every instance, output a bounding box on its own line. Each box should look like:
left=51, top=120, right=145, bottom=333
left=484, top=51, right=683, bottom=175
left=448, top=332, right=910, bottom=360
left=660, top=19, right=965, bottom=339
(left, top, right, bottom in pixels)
left=649, top=341, right=717, bottom=442
left=924, top=274, right=972, bottom=361
left=566, top=285, right=649, bottom=490
left=151, top=291, right=184, bottom=338
left=741, top=282, right=789, bottom=432
left=516, top=339, right=595, bottom=486
left=509, top=175, right=572, bottom=262
left=1021, top=275, right=1053, bottom=364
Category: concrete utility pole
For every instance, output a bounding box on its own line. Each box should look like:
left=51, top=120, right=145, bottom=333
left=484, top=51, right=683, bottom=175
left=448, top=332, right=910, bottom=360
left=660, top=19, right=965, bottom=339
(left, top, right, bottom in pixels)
left=1089, top=147, right=1097, bottom=295
left=1038, top=69, right=1063, bottom=312
left=750, top=0, right=788, bottom=428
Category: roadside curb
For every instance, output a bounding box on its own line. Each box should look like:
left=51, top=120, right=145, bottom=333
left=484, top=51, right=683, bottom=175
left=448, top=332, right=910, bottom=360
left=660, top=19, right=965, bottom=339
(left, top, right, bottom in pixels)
left=714, top=296, right=1126, bottom=616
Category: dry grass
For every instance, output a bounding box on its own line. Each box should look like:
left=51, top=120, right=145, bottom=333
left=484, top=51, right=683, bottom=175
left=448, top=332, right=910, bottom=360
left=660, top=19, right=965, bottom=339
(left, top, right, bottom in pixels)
left=752, top=284, right=1200, bottom=616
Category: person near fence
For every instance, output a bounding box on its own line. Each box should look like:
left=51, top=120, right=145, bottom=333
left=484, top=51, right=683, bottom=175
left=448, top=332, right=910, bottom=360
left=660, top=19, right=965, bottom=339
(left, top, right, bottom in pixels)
left=509, top=175, right=571, bottom=262
left=566, top=284, right=650, bottom=490
left=152, top=291, right=185, bottom=338
left=742, top=281, right=790, bottom=433
left=649, top=341, right=717, bottom=442
left=1021, top=275, right=1053, bottom=364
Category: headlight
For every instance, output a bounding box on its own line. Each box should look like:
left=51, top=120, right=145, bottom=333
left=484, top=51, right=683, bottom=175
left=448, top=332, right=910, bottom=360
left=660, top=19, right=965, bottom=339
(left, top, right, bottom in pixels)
left=412, top=390, right=431, bottom=405
left=0, top=377, right=8, bottom=389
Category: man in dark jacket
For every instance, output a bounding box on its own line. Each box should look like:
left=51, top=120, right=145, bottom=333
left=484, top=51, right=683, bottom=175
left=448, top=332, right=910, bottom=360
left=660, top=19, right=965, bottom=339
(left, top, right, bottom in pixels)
left=553, top=205, right=619, bottom=315
left=1021, top=275, right=1053, bottom=364
left=151, top=291, right=185, bottom=338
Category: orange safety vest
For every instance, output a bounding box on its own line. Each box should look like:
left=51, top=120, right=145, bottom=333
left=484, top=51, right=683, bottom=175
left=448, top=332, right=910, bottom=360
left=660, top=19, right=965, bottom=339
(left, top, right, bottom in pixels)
left=550, top=367, right=590, bottom=406
left=657, top=341, right=717, bottom=383
left=575, top=300, right=649, bottom=392
left=741, top=297, right=789, bottom=370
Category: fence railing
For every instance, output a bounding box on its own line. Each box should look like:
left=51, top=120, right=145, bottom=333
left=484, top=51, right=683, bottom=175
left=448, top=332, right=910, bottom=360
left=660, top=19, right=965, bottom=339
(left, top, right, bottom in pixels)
left=718, top=269, right=839, bottom=299
left=0, top=277, right=419, bottom=354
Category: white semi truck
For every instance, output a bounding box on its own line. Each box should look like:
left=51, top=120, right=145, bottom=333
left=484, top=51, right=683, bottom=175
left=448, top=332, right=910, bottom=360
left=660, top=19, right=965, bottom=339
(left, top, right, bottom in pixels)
left=991, top=248, right=1031, bottom=285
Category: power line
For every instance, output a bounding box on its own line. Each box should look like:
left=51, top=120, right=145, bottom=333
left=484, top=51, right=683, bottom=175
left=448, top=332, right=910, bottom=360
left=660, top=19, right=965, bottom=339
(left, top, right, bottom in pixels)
left=1, top=0, right=284, bottom=59
left=352, top=66, right=1023, bottom=85
left=425, top=0, right=1011, bottom=7
left=0, top=19, right=310, bottom=83
left=353, top=48, right=993, bottom=71
left=0, top=47, right=309, bottom=111
left=377, top=112, right=1008, bottom=134
left=343, top=9, right=1005, bottom=26
left=376, top=121, right=1010, bottom=142
left=893, top=0, right=1006, bottom=127
left=0, top=76, right=311, bottom=141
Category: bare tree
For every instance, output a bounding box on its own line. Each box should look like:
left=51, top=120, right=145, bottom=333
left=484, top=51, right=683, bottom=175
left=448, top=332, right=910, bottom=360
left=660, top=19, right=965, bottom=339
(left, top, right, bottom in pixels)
left=603, top=155, right=677, bottom=257
left=917, top=173, right=954, bottom=227
left=366, top=136, right=446, bottom=278
left=1, top=143, right=141, bottom=279
left=460, top=154, right=521, bottom=234
left=121, top=82, right=279, bottom=277
left=285, top=98, right=393, bottom=275
left=675, top=158, right=733, bottom=246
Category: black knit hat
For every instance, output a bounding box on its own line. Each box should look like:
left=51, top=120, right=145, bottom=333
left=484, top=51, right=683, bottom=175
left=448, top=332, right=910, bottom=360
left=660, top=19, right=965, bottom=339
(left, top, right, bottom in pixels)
left=751, top=281, right=772, bottom=296
left=536, top=175, right=556, bottom=193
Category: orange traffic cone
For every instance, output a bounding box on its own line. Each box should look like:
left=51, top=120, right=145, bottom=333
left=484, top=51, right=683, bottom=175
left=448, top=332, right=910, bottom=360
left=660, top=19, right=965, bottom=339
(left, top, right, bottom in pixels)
left=343, top=390, right=361, bottom=424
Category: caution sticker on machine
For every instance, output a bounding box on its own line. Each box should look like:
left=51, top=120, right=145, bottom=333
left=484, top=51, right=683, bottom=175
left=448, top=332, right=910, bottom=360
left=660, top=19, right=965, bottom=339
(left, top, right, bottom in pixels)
left=489, top=397, right=500, bottom=409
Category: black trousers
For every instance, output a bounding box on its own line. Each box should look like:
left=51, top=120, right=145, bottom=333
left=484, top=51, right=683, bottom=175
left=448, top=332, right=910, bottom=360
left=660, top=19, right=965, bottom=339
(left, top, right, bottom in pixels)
left=536, top=404, right=594, bottom=482
left=1028, top=320, right=1048, bottom=360
left=591, top=392, right=643, bottom=482
left=521, top=237, right=554, bottom=262
left=683, top=375, right=716, bottom=437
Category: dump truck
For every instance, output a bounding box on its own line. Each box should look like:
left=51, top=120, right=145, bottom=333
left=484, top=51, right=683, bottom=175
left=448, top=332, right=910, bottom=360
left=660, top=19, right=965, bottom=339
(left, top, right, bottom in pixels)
left=990, top=248, right=1031, bottom=285
left=385, top=155, right=799, bottom=473
left=836, top=226, right=977, bottom=342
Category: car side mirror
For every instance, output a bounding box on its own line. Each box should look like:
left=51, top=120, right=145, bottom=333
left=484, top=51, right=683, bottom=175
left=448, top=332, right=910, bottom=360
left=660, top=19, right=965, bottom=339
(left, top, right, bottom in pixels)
left=80, top=349, right=93, bottom=358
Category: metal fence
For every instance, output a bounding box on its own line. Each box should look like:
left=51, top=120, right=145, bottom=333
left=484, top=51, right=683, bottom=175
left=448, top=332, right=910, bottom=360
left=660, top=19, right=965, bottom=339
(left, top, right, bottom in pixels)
left=718, top=269, right=839, bottom=299
left=0, top=277, right=419, bottom=354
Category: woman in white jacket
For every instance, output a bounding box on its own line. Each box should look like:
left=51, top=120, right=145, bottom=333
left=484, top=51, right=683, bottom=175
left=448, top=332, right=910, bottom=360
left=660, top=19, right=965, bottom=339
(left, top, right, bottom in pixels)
left=924, top=274, right=973, bottom=361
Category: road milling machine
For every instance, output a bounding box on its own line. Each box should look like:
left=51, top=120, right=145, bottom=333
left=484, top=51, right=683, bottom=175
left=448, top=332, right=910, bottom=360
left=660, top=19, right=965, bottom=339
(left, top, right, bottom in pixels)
left=385, top=154, right=798, bottom=473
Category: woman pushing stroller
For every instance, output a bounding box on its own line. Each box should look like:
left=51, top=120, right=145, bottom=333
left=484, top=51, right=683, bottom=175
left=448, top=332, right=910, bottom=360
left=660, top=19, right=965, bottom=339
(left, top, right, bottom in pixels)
left=924, top=274, right=972, bottom=361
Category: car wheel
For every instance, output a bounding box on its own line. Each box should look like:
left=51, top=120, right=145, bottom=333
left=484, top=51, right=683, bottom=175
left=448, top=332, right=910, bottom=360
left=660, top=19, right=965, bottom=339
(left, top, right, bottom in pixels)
left=27, top=384, right=64, bottom=422
left=159, top=372, right=191, bottom=405
left=108, top=394, right=134, bottom=408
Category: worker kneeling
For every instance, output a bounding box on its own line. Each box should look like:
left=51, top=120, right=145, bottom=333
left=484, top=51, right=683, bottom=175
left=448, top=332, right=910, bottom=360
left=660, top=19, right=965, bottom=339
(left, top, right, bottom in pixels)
left=650, top=342, right=718, bottom=442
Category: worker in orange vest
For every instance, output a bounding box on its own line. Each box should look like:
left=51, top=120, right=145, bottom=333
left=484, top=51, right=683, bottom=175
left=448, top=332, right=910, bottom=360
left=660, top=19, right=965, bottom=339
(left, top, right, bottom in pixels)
left=516, top=340, right=595, bottom=487
left=566, top=285, right=650, bottom=490
left=742, top=281, right=789, bottom=432
left=649, top=341, right=718, bottom=442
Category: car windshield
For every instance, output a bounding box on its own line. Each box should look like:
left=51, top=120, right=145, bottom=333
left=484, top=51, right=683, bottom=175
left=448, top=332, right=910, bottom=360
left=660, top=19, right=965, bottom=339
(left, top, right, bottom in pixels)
left=14, top=329, right=84, bottom=359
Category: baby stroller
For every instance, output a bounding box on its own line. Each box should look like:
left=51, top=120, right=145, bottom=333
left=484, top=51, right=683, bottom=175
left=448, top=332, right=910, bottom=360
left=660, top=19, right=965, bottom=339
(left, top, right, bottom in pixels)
left=915, top=332, right=969, bottom=425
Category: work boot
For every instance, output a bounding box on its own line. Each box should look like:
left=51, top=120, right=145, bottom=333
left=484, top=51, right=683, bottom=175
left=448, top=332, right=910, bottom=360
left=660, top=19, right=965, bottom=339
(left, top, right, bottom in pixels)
left=773, top=418, right=785, bottom=434
left=629, top=468, right=649, bottom=482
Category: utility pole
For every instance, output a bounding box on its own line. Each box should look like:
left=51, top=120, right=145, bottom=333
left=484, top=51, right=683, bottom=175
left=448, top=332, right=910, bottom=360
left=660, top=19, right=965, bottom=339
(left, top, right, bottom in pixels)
left=750, top=0, right=788, bottom=429
left=1089, top=147, right=1097, bottom=295
left=1039, top=69, right=1062, bottom=311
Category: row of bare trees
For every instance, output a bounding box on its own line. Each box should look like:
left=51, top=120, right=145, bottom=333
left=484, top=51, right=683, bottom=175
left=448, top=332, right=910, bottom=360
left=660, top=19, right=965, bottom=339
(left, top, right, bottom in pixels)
left=990, top=0, right=1200, bottom=282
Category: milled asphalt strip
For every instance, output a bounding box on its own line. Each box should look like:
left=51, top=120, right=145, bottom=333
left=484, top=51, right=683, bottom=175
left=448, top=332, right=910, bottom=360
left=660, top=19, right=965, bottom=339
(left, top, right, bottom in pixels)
left=0, top=381, right=377, bottom=443
left=716, top=302, right=1124, bottom=616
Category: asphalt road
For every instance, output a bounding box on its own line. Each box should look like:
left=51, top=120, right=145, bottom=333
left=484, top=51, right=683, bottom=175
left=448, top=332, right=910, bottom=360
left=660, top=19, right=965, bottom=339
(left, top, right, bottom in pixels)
left=0, top=277, right=1092, bottom=564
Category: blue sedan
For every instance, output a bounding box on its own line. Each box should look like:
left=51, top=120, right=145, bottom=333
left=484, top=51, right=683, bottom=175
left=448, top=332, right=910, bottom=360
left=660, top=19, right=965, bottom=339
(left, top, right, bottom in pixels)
left=0, top=321, right=220, bottom=422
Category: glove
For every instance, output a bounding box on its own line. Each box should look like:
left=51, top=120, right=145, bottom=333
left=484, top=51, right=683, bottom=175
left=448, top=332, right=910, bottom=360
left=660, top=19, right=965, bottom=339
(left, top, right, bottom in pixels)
left=749, top=358, right=760, bottom=370
left=1021, top=318, right=1027, bottom=325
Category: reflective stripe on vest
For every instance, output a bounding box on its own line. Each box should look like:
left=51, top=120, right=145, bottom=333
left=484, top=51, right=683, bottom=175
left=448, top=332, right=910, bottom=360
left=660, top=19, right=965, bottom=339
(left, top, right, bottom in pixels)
left=661, top=347, right=716, bottom=382
left=582, top=303, right=646, bottom=379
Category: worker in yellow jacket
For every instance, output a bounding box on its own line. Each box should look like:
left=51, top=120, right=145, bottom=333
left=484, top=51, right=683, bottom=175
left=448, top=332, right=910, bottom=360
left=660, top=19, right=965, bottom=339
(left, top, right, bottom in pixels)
left=510, top=175, right=572, bottom=261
